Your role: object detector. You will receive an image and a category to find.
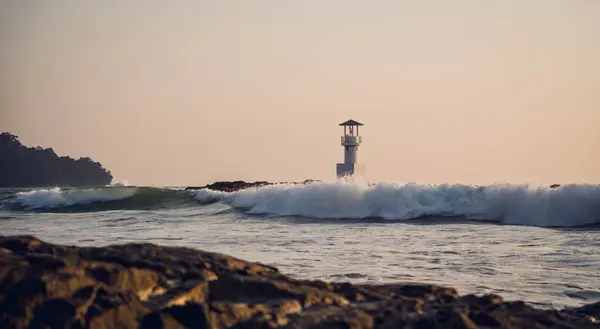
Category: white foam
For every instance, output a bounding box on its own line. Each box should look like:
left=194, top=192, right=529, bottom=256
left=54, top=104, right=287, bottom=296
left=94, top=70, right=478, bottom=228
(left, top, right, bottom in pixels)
left=192, top=188, right=231, bottom=203
left=14, top=187, right=137, bottom=209
left=109, top=179, right=129, bottom=187
left=192, top=181, right=600, bottom=227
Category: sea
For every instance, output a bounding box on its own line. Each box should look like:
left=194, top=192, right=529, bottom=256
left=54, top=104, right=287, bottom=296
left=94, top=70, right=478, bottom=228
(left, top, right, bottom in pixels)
left=1, top=181, right=599, bottom=310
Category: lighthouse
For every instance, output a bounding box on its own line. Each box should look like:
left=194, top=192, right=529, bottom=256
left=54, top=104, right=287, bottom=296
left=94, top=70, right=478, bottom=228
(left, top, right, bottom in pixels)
left=336, top=119, right=366, bottom=178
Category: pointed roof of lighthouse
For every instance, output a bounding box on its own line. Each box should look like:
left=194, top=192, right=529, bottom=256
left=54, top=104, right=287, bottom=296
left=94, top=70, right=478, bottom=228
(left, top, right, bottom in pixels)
left=339, top=119, right=364, bottom=126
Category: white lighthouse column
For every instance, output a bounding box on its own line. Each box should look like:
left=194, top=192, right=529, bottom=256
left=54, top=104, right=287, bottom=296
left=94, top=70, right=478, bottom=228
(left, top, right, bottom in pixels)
left=344, top=145, right=357, bottom=164
left=336, top=120, right=366, bottom=179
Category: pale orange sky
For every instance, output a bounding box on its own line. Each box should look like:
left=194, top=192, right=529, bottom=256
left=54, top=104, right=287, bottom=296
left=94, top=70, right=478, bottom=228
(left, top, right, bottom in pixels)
left=1, top=1, right=599, bottom=186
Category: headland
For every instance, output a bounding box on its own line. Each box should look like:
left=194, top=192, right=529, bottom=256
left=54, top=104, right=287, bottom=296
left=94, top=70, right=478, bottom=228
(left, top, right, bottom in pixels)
left=0, top=133, right=113, bottom=188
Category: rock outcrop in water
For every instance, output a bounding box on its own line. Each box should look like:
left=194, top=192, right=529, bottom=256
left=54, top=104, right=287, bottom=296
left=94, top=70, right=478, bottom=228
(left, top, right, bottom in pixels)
left=187, top=181, right=566, bottom=193
left=0, top=132, right=113, bottom=188
left=185, top=180, right=321, bottom=192
left=0, top=235, right=596, bottom=329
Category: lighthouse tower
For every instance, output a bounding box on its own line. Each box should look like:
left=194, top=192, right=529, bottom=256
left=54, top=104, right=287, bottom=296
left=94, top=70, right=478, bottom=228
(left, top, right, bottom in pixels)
left=336, top=119, right=366, bottom=178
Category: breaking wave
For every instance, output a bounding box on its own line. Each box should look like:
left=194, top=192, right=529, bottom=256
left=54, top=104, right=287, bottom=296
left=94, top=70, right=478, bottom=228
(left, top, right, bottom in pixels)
left=191, top=182, right=600, bottom=227
left=7, top=187, right=196, bottom=211
left=13, top=187, right=136, bottom=209
left=2, top=182, right=600, bottom=227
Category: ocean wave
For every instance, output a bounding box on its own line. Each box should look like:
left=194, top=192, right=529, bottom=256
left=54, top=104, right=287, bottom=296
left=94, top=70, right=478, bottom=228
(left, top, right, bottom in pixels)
left=13, top=187, right=138, bottom=210
left=3, top=182, right=600, bottom=227
left=192, top=182, right=600, bottom=227
left=8, top=186, right=196, bottom=211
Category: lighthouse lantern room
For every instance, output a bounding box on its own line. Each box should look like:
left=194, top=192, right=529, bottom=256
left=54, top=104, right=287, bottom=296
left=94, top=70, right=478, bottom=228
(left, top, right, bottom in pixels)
left=336, top=119, right=366, bottom=178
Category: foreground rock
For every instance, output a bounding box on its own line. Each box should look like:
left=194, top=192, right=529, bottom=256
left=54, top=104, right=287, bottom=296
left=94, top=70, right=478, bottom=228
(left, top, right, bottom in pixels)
left=0, top=236, right=596, bottom=329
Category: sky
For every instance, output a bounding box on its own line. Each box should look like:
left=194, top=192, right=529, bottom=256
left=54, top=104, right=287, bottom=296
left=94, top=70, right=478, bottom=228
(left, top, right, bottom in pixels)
left=1, top=1, right=599, bottom=186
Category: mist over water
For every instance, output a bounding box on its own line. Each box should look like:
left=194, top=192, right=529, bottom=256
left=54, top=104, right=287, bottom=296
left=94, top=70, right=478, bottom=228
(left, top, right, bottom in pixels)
left=1, top=181, right=599, bottom=309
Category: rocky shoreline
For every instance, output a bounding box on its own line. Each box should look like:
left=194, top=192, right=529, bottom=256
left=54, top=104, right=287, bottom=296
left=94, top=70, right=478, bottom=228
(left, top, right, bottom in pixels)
left=184, top=180, right=321, bottom=192
left=0, top=236, right=597, bottom=328
left=184, top=181, right=565, bottom=193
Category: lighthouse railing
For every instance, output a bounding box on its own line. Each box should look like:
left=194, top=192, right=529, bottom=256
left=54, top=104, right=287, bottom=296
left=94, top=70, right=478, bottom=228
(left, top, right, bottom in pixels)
left=341, top=136, right=362, bottom=145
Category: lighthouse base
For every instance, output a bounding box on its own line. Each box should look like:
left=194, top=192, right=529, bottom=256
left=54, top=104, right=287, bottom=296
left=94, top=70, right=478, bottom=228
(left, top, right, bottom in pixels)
left=336, top=163, right=366, bottom=179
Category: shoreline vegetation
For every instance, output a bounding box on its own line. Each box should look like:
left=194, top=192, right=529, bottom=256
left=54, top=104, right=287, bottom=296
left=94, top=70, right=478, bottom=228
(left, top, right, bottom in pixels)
left=0, top=133, right=113, bottom=188
left=0, top=235, right=597, bottom=328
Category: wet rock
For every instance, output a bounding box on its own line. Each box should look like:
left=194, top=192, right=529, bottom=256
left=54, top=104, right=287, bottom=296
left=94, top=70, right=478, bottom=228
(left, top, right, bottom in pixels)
left=144, top=299, right=302, bottom=329
left=0, top=235, right=597, bottom=329
left=146, top=280, right=208, bottom=308
left=208, top=274, right=349, bottom=307
left=565, top=300, right=600, bottom=325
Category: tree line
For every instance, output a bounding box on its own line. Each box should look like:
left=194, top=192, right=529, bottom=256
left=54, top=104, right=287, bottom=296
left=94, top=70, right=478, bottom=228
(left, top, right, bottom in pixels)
left=0, top=132, right=113, bottom=187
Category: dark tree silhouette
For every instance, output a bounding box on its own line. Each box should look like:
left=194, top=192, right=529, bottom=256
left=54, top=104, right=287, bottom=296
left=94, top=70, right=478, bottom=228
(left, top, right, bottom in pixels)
left=0, top=132, right=113, bottom=187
